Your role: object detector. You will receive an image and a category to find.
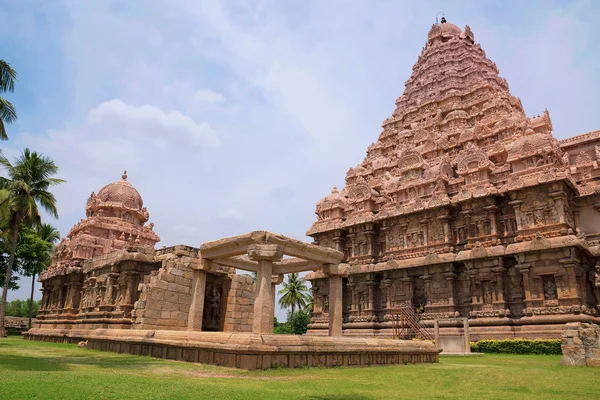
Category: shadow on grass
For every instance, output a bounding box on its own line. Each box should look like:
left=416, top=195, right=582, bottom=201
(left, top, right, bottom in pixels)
left=0, top=347, right=166, bottom=372
left=0, top=354, right=69, bottom=371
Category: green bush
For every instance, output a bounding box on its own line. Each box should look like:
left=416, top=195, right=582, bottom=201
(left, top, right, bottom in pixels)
left=471, top=339, right=562, bottom=355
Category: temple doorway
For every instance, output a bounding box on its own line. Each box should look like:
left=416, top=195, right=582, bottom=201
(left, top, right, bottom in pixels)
left=202, top=275, right=225, bottom=331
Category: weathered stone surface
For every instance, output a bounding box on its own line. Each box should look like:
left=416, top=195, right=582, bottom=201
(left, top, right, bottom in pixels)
left=561, top=323, right=600, bottom=367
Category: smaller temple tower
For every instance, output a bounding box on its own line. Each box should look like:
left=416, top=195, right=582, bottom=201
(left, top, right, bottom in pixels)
left=38, top=171, right=161, bottom=328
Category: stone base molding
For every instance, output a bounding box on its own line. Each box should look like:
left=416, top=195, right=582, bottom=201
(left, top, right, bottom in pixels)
left=24, top=328, right=439, bottom=370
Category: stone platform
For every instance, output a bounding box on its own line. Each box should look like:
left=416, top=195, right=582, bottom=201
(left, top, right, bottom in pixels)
left=24, top=329, right=439, bottom=370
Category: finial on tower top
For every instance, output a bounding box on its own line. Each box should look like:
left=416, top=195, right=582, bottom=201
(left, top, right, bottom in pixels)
left=441, top=16, right=447, bottom=24
left=122, top=170, right=128, bottom=180
left=436, top=12, right=444, bottom=24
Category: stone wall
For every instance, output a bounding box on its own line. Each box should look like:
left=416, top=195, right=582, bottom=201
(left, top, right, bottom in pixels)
left=561, top=322, right=600, bottom=367
left=223, top=274, right=255, bottom=332
left=133, top=247, right=198, bottom=330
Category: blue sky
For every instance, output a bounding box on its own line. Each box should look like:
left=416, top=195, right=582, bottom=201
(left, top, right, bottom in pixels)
left=2, top=0, right=599, bottom=320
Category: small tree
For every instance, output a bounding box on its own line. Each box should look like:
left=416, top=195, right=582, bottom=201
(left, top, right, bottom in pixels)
left=0, top=149, right=65, bottom=337
left=20, top=224, right=58, bottom=328
left=278, top=273, right=310, bottom=333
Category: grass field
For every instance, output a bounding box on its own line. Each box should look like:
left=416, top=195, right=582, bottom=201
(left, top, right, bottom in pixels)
left=1, top=337, right=598, bottom=400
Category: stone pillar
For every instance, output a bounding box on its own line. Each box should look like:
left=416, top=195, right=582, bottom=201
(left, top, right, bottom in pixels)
left=324, top=263, right=345, bottom=337
left=187, top=267, right=208, bottom=331
left=248, top=244, right=283, bottom=334
left=463, top=318, right=471, bottom=353
left=328, top=274, right=343, bottom=337
left=434, top=319, right=440, bottom=351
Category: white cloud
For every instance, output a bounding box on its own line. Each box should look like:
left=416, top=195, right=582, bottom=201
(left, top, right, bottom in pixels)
left=89, top=99, right=221, bottom=148
left=193, top=88, right=226, bottom=104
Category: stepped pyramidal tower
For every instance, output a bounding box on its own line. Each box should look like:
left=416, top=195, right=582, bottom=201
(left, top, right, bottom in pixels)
left=306, top=18, right=600, bottom=339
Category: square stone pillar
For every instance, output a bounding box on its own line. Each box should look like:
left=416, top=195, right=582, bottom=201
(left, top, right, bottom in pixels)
left=328, top=275, right=343, bottom=337
left=324, top=263, right=346, bottom=337
left=187, top=269, right=208, bottom=331
left=463, top=318, right=471, bottom=353
left=248, top=244, right=283, bottom=334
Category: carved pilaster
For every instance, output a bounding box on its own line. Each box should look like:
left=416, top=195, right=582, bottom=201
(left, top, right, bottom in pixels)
left=400, top=276, right=413, bottom=307
left=443, top=272, right=457, bottom=306
left=516, top=264, right=533, bottom=307
left=509, top=200, right=524, bottom=231
left=484, top=205, right=498, bottom=236
left=332, top=230, right=345, bottom=254
left=549, top=191, right=566, bottom=224
left=560, top=260, right=581, bottom=301
left=381, top=278, right=393, bottom=311
left=366, top=275, right=378, bottom=313
left=347, top=229, right=357, bottom=258
left=491, top=266, right=508, bottom=307
left=438, top=215, right=451, bottom=244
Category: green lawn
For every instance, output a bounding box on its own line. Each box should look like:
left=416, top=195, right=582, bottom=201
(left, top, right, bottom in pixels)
left=0, top=337, right=598, bottom=400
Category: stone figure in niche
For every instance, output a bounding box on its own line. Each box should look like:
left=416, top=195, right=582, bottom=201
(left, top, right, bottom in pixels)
left=457, top=227, right=466, bottom=242
left=409, top=188, right=417, bottom=200
left=409, top=232, right=422, bottom=247
left=205, top=285, right=221, bottom=324
left=323, top=295, right=329, bottom=313
left=532, top=209, right=545, bottom=226
left=542, top=276, right=558, bottom=300
left=482, top=281, right=493, bottom=305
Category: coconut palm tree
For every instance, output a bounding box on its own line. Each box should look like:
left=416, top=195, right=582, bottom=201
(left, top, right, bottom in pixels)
left=0, top=149, right=64, bottom=337
left=24, top=223, right=60, bottom=328
left=278, top=273, right=310, bottom=333
left=0, top=60, right=18, bottom=140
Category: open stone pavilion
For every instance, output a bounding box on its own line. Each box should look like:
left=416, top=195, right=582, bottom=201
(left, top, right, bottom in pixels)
left=25, top=177, right=438, bottom=369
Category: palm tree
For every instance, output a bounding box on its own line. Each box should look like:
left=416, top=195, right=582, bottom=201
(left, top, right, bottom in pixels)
left=0, top=149, right=64, bottom=337
left=0, top=60, right=18, bottom=140
left=278, top=273, right=310, bottom=333
left=25, top=223, right=60, bottom=328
